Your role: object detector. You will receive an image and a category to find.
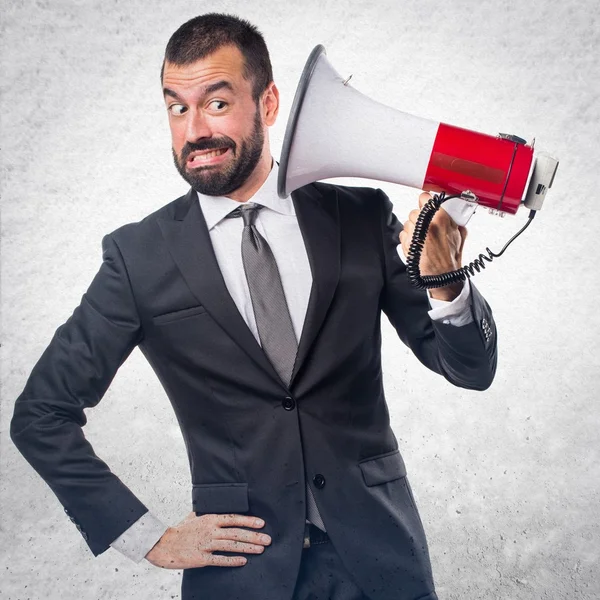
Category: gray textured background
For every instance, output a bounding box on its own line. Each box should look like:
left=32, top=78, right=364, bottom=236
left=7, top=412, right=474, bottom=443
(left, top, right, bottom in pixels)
left=1, top=0, right=599, bottom=598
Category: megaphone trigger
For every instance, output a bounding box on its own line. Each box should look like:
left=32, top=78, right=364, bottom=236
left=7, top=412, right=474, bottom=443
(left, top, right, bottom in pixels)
left=439, top=196, right=478, bottom=227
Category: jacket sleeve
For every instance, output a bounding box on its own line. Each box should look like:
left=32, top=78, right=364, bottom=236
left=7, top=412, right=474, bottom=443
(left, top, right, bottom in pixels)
left=377, top=189, right=498, bottom=391
left=10, top=232, right=150, bottom=557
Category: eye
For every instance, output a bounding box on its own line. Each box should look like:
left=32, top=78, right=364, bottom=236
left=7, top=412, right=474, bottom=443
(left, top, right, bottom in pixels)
left=168, top=104, right=187, bottom=116
left=208, top=100, right=228, bottom=111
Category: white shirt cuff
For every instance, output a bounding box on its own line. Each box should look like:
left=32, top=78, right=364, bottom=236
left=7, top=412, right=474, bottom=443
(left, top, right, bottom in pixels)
left=427, top=279, right=473, bottom=326
left=110, top=511, right=168, bottom=563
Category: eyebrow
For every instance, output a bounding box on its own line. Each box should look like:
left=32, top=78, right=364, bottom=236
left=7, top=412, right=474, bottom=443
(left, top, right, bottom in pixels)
left=163, top=80, right=234, bottom=101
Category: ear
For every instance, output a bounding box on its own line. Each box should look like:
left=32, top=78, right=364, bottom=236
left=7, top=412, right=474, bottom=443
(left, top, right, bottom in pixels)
left=261, top=82, right=279, bottom=126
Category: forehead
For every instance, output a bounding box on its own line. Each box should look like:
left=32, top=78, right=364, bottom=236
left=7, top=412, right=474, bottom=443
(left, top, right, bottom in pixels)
left=162, top=44, right=248, bottom=93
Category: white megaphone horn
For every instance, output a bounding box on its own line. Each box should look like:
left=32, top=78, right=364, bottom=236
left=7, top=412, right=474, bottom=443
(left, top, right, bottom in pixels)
left=278, top=45, right=559, bottom=229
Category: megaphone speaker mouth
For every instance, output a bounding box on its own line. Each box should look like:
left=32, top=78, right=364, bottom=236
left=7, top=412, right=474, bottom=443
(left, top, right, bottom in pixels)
left=277, top=44, right=444, bottom=199
left=278, top=45, right=326, bottom=198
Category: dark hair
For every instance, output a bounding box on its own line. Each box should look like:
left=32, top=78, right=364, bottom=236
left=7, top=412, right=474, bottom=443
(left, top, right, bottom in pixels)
left=161, top=13, right=273, bottom=102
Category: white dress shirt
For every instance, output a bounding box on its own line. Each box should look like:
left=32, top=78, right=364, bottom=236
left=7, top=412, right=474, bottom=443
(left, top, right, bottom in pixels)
left=110, top=162, right=473, bottom=562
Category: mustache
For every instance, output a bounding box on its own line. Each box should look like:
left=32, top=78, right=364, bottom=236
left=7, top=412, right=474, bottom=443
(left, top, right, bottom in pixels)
left=180, top=137, right=236, bottom=162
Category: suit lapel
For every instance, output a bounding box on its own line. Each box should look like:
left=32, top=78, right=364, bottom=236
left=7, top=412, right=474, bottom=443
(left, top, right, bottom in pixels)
left=157, top=184, right=341, bottom=390
left=157, top=189, right=284, bottom=387
left=290, top=184, right=341, bottom=385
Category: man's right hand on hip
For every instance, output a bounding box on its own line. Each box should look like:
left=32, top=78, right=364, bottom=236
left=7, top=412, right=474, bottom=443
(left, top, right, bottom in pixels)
left=145, top=512, right=271, bottom=569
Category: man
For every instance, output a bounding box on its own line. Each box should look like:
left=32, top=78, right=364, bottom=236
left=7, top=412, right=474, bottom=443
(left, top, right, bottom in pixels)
left=10, top=13, right=497, bottom=600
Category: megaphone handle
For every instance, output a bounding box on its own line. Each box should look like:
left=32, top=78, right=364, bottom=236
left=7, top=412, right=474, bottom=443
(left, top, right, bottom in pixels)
left=440, top=197, right=478, bottom=227
left=406, top=193, right=536, bottom=289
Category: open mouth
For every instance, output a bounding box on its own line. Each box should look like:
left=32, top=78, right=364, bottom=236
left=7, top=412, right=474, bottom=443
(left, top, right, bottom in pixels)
left=186, top=147, right=230, bottom=167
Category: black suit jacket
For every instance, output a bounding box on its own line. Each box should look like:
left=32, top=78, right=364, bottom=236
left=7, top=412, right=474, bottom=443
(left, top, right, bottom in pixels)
left=11, top=182, right=497, bottom=600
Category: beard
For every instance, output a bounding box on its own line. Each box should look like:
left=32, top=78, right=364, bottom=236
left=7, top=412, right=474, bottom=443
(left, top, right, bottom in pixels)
left=172, top=108, right=264, bottom=197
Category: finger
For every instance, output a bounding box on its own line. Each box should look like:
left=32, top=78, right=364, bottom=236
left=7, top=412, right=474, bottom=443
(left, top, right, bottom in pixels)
left=400, top=232, right=413, bottom=259
left=215, top=527, right=271, bottom=546
left=210, top=539, right=267, bottom=554
left=214, top=514, right=265, bottom=528
left=418, top=192, right=432, bottom=209
left=435, top=207, right=455, bottom=229
left=457, top=225, right=468, bottom=257
left=408, top=208, right=420, bottom=224
left=206, top=554, right=248, bottom=568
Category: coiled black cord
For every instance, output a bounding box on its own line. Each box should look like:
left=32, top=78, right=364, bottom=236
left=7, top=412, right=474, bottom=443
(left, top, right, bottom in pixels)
left=406, top=192, right=536, bottom=289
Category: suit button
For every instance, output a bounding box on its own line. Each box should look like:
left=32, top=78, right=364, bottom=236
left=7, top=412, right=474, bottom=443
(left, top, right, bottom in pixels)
left=313, top=474, right=326, bottom=489
left=283, top=397, right=296, bottom=410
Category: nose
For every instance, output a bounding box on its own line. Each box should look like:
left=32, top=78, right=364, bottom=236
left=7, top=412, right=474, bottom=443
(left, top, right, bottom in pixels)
left=185, top=109, right=212, bottom=142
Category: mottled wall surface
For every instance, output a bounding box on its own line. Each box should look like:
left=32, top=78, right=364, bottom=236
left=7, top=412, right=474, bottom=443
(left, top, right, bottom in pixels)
left=1, top=0, right=598, bottom=598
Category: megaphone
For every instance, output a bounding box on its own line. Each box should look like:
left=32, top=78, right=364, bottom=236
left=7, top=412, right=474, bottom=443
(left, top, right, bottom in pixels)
left=278, top=45, right=559, bottom=288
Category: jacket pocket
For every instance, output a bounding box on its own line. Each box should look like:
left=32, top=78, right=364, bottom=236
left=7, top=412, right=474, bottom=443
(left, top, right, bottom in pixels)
left=359, top=449, right=407, bottom=486
left=192, top=483, right=249, bottom=514
left=153, top=305, right=207, bottom=325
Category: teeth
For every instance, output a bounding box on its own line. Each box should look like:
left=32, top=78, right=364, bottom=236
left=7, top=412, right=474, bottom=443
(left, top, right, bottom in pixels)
left=191, top=149, right=226, bottom=162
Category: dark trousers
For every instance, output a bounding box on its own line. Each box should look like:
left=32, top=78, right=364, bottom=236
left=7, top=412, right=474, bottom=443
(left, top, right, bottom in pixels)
left=292, top=535, right=370, bottom=600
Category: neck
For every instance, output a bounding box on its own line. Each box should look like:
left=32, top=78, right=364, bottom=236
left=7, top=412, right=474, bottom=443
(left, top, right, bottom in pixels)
left=227, top=148, right=273, bottom=203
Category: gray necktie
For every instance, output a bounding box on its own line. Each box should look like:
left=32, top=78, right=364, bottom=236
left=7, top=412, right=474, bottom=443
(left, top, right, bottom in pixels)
left=228, top=203, right=326, bottom=532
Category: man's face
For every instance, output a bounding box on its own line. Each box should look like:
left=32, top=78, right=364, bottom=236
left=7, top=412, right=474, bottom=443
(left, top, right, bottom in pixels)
left=162, top=45, right=275, bottom=197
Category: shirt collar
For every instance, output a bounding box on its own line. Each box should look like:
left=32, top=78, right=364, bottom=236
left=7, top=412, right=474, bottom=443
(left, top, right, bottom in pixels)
left=196, top=161, right=295, bottom=231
